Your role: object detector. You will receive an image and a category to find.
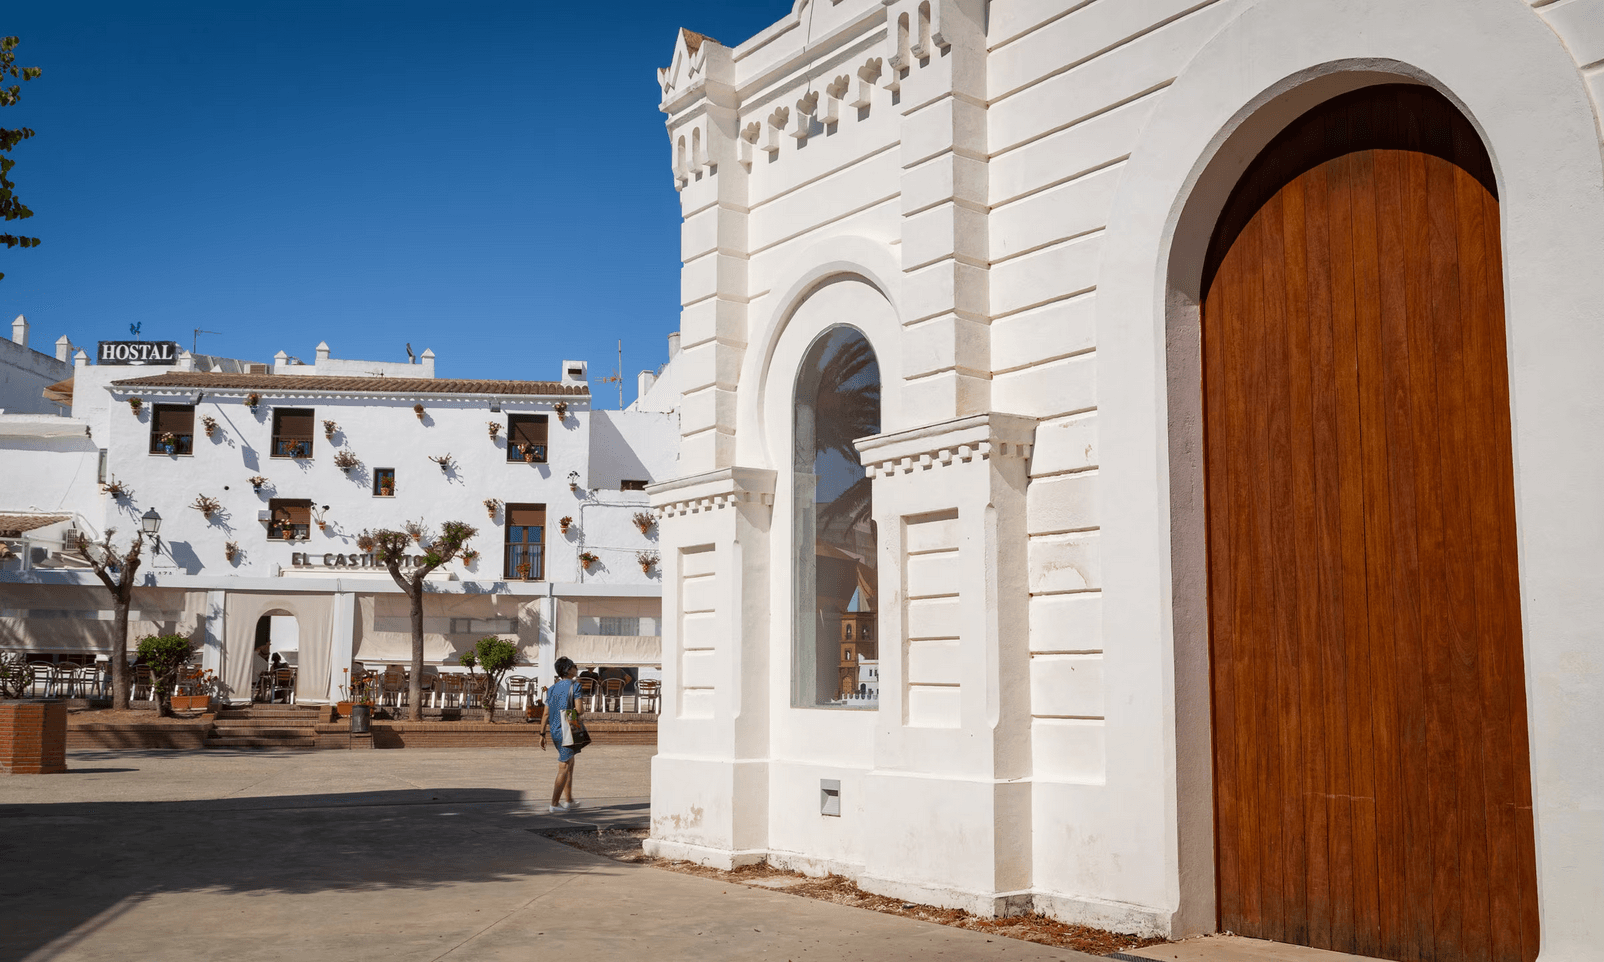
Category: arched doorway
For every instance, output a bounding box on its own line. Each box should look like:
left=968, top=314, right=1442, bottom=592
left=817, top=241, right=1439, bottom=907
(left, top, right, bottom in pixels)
left=252, top=612, right=299, bottom=703
left=1202, top=86, right=1538, bottom=962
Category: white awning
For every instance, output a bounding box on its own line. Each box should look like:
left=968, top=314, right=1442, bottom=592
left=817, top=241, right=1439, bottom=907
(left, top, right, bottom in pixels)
left=559, top=634, right=661, bottom=666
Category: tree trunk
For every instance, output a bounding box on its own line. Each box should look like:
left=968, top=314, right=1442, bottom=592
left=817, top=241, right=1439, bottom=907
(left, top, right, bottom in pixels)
left=110, top=593, right=130, bottom=711
left=407, top=582, right=425, bottom=721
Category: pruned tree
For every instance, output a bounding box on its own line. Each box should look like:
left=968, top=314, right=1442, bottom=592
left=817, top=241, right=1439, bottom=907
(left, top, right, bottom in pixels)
left=461, top=636, right=519, bottom=722
left=75, top=528, right=148, bottom=710
left=1, top=36, right=43, bottom=282
left=138, top=634, right=195, bottom=718
left=362, top=520, right=477, bottom=720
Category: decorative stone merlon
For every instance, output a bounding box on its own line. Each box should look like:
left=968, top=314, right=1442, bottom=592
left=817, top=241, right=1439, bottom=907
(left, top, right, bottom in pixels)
left=649, top=466, right=778, bottom=518
left=855, top=413, right=1038, bottom=479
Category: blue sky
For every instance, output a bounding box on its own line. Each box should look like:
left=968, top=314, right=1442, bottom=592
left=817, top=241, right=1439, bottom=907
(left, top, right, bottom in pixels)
left=1, top=1, right=788, bottom=405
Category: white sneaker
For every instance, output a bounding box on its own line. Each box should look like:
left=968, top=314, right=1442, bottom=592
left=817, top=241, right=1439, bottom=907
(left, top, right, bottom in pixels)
left=547, top=804, right=564, bottom=813
left=563, top=801, right=581, bottom=811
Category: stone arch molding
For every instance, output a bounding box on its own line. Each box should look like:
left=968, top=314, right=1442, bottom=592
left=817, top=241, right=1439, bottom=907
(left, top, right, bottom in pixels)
left=1089, top=0, right=1604, bottom=947
left=741, top=234, right=904, bottom=469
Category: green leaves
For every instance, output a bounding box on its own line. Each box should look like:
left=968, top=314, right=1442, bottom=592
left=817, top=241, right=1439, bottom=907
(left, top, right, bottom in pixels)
left=0, top=36, right=40, bottom=283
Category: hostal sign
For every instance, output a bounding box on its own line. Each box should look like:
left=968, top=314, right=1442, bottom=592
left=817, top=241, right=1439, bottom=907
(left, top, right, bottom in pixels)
left=98, top=341, right=180, bottom=365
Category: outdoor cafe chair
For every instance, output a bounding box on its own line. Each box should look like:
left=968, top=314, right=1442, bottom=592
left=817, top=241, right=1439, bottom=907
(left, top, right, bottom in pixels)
left=50, top=663, right=81, bottom=698
left=80, top=664, right=107, bottom=698
left=269, top=668, right=296, bottom=704
left=600, top=677, right=624, bottom=713
left=131, top=665, right=155, bottom=702
left=576, top=675, right=599, bottom=712
left=504, top=676, right=531, bottom=711
left=636, top=678, right=661, bottom=714
left=417, top=672, right=438, bottom=707
left=437, top=673, right=464, bottom=708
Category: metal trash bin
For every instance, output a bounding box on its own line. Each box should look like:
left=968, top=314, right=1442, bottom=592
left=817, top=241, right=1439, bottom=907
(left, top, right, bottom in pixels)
left=349, top=704, right=372, bottom=734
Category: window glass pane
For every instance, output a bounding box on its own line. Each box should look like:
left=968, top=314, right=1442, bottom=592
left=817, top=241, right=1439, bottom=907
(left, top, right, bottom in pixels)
left=272, top=409, right=314, bottom=458
left=373, top=469, right=395, bottom=496
left=507, top=415, right=548, bottom=462
left=793, top=328, right=880, bottom=708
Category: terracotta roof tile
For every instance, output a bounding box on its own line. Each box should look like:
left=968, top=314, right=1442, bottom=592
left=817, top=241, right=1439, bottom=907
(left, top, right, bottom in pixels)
left=106, top=372, right=588, bottom=397
left=0, top=514, right=71, bottom=537
left=681, top=28, right=716, bottom=54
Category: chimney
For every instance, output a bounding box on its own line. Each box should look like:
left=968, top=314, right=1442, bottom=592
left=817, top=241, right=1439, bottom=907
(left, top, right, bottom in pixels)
left=638, top=370, right=657, bottom=399
left=55, top=335, right=73, bottom=362
left=316, top=341, right=331, bottom=363
left=11, top=315, right=27, bottom=348
left=420, top=348, right=435, bottom=377
left=667, top=331, right=681, bottom=358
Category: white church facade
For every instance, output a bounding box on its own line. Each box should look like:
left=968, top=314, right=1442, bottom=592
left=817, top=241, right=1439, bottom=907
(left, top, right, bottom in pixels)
left=643, top=2, right=1604, bottom=961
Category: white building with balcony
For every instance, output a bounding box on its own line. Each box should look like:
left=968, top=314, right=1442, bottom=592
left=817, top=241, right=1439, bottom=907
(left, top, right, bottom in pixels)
left=1, top=339, right=679, bottom=706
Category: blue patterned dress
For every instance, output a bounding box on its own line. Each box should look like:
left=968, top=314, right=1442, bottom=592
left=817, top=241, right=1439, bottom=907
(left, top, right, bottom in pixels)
left=548, top=678, right=581, bottom=761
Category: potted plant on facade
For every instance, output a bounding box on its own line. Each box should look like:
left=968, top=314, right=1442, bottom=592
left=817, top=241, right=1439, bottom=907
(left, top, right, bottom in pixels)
left=158, top=431, right=178, bottom=454
left=378, top=477, right=395, bottom=497
left=191, top=494, right=222, bottom=520
left=429, top=453, right=454, bottom=473
left=225, top=541, right=240, bottom=563
left=333, top=449, right=361, bottom=474
left=245, top=393, right=260, bottom=410
left=128, top=397, right=143, bottom=414
left=553, top=401, right=568, bottom=420
left=632, top=511, right=655, bottom=535
left=558, top=515, right=573, bottom=535
left=202, top=416, right=219, bottom=438
left=567, top=470, right=580, bottom=491
left=637, top=550, right=660, bottom=574
left=404, top=519, right=426, bottom=543
left=483, top=498, right=502, bottom=520
left=248, top=475, right=270, bottom=492
left=486, top=421, right=500, bottom=438
left=518, top=442, right=537, bottom=463
left=323, top=419, right=338, bottom=440
left=578, top=551, right=600, bottom=571
left=413, top=403, right=425, bottom=421
left=102, top=478, right=127, bottom=498
left=355, top=531, right=376, bottom=552
left=461, top=548, right=479, bottom=566
left=516, top=560, right=532, bottom=580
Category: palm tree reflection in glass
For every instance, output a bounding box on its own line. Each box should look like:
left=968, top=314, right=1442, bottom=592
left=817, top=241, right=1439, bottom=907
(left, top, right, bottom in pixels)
left=794, top=328, right=881, bottom=707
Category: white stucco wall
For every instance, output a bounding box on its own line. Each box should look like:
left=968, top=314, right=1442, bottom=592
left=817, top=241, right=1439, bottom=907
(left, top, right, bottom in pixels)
left=646, top=0, right=1604, bottom=955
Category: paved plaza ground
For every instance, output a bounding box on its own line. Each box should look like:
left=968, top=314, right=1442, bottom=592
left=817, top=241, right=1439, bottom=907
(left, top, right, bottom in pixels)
left=0, top=747, right=1103, bottom=962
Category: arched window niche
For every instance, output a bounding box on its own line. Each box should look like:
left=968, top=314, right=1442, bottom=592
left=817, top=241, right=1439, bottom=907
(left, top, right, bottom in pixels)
left=792, top=326, right=881, bottom=709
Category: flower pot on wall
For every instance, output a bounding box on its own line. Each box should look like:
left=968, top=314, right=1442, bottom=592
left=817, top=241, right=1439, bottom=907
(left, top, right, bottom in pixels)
left=170, top=695, right=213, bottom=713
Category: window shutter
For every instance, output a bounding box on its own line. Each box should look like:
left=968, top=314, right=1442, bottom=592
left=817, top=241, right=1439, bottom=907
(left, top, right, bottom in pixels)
left=508, top=415, right=548, bottom=447
left=270, top=499, right=311, bottom=524
left=153, top=405, right=195, bottom=434
left=506, top=504, right=546, bottom=527
left=275, top=409, right=314, bottom=438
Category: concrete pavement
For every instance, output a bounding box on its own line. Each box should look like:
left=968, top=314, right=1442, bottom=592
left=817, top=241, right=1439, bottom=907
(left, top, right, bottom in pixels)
left=0, top=747, right=1101, bottom=962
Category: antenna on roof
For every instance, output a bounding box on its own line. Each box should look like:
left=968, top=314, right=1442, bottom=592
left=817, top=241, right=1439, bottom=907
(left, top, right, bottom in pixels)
left=596, top=339, right=625, bottom=409
left=192, top=329, right=223, bottom=353
left=405, top=343, right=416, bottom=364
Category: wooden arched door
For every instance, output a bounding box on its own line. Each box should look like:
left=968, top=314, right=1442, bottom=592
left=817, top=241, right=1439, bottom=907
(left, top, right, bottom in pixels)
left=1202, top=86, right=1540, bottom=962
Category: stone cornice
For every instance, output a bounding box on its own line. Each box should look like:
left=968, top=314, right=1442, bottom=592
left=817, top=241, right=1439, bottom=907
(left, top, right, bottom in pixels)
left=855, top=413, right=1038, bottom=479
left=649, top=466, right=777, bottom=517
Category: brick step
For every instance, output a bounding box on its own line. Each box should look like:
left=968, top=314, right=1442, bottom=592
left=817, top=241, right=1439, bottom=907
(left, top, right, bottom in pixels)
left=213, top=727, right=313, bottom=739
left=206, top=736, right=317, bottom=750
left=208, top=718, right=321, bottom=729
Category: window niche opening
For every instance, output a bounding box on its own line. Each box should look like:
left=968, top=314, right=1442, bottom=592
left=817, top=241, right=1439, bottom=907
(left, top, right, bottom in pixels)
left=793, top=326, right=881, bottom=709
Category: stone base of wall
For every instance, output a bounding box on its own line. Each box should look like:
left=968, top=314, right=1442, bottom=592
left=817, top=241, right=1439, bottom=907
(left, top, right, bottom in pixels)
left=1, top=701, right=70, bottom=773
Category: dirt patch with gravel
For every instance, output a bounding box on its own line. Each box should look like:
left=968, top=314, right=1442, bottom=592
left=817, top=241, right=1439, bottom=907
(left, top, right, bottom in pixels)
left=546, top=826, right=1169, bottom=957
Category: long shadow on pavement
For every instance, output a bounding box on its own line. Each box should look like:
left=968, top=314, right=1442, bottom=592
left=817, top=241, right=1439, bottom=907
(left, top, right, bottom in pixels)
left=0, top=788, right=642, bottom=962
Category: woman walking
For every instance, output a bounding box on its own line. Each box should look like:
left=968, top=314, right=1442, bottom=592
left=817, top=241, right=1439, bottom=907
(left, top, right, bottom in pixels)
left=543, top=656, right=583, bottom=813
